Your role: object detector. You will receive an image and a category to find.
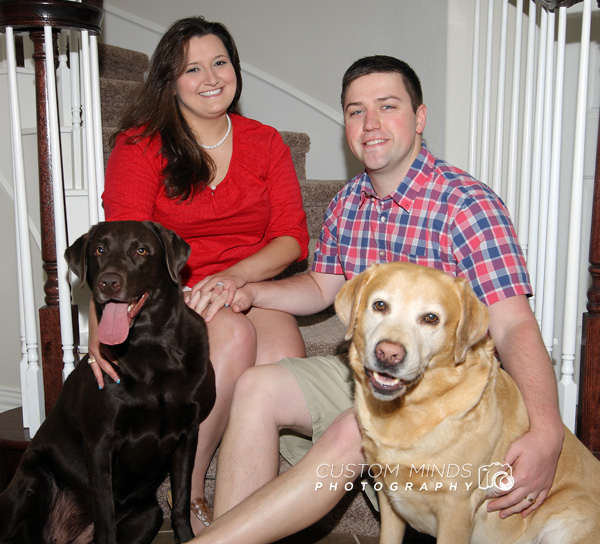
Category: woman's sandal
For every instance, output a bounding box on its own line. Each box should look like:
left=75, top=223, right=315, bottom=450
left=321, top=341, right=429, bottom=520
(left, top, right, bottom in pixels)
left=167, top=491, right=212, bottom=527
left=191, top=497, right=212, bottom=527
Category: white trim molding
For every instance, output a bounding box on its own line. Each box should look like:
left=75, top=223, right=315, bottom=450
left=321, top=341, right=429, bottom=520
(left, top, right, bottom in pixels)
left=0, top=387, right=22, bottom=413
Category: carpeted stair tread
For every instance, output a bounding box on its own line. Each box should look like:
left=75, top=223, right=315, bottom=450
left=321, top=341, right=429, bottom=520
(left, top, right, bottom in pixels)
left=100, top=78, right=142, bottom=130
left=98, top=43, right=149, bottom=82
left=281, top=131, right=310, bottom=180
left=297, top=313, right=346, bottom=357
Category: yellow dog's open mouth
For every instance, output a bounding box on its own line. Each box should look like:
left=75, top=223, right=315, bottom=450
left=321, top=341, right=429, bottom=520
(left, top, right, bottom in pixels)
left=365, top=367, right=407, bottom=396
left=98, top=292, right=149, bottom=345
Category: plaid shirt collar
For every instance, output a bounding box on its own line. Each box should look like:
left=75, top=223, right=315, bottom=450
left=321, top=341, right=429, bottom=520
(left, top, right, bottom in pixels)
left=358, top=143, right=433, bottom=211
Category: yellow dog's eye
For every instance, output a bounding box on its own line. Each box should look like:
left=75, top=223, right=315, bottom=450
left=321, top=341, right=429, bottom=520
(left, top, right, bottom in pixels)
left=424, top=313, right=439, bottom=324
left=137, top=247, right=148, bottom=256
left=94, top=246, right=104, bottom=256
left=373, top=300, right=387, bottom=312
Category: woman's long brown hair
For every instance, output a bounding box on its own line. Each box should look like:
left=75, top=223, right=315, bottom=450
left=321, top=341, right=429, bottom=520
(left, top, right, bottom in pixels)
left=111, top=17, right=243, bottom=201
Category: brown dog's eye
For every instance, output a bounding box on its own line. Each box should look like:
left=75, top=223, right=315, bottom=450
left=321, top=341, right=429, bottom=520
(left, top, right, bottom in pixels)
left=94, top=246, right=104, bottom=256
left=424, top=313, right=439, bottom=324
left=373, top=300, right=387, bottom=312
left=137, top=247, right=148, bottom=256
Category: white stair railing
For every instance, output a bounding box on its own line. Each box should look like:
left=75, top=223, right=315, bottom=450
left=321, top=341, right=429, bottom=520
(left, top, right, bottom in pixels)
left=468, top=0, right=596, bottom=432
left=1, top=0, right=104, bottom=434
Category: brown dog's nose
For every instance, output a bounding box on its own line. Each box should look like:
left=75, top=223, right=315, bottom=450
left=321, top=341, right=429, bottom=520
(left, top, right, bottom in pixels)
left=375, top=341, right=406, bottom=367
left=98, top=272, right=124, bottom=297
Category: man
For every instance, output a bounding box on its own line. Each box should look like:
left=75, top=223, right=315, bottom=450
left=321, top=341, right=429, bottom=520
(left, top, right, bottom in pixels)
left=191, top=56, right=564, bottom=543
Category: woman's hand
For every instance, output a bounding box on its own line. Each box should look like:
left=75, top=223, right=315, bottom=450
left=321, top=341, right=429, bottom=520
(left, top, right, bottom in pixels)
left=184, top=272, right=246, bottom=322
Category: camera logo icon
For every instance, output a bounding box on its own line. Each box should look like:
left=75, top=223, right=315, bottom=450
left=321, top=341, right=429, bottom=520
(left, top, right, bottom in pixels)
left=478, top=463, right=514, bottom=492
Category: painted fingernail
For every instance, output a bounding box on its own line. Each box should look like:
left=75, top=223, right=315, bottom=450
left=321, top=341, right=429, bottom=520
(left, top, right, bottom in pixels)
left=116, top=378, right=121, bottom=384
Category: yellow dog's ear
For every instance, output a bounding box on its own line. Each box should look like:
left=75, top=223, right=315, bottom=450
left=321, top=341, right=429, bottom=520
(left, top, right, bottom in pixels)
left=454, top=277, right=490, bottom=363
left=335, top=265, right=379, bottom=341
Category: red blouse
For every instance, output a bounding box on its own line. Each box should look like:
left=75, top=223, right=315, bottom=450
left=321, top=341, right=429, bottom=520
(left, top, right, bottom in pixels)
left=103, top=114, right=309, bottom=287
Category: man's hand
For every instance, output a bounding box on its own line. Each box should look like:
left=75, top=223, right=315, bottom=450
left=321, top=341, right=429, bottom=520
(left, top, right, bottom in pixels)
left=230, top=284, right=256, bottom=314
left=487, top=425, right=563, bottom=518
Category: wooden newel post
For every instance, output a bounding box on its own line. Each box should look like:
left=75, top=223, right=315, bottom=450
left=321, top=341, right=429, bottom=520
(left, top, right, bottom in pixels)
left=29, top=28, right=66, bottom=415
left=578, top=116, right=600, bottom=459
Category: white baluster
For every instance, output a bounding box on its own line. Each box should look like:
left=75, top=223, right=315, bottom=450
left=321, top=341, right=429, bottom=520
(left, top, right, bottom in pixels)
left=56, top=30, right=71, bottom=129
left=81, top=30, right=99, bottom=226
left=541, top=7, right=567, bottom=357
left=534, top=10, right=556, bottom=326
left=480, top=0, right=495, bottom=185
left=526, top=7, right=549, bottom=312
left=505, top=0, right=523, bottom=219
left=516, top=0, right=538, bottom=256
left=90, top=34, right=105, bottom=221
left=69, top=30, right=84, bottom=190
left=560, top=0, right=592, bottom=432
left=44, top=25, right=76, bottom=381
left=491, top=0, right=508, bottom=197
left=6, top=26, right=45, bottom=434
left=468, top=0, right=481, bottom=177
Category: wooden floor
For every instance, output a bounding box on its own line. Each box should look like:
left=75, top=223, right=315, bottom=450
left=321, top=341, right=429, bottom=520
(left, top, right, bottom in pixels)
left=151, top=521, right=380, bottom=543
left=152, top=520, right=436, bottom=543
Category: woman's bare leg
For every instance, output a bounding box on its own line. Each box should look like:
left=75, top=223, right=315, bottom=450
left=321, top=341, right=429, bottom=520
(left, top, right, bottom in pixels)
left=190, top=307, right=305, bottom=534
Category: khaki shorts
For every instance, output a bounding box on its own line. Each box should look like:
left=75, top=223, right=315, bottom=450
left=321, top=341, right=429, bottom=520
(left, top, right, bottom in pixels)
left=277, top=354, right=354, bottom=466
left=276, top=354, right=379, bottom=508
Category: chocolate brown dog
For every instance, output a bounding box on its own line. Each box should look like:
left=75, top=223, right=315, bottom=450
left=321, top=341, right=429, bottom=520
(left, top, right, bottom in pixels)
left=0, top=221, right=215, bottom=544
left=336, top=261, right=600, bottom=544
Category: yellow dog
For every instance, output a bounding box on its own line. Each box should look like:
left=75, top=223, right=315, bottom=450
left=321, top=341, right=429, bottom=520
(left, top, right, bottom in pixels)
left=335, top=262, right=600, bottom=543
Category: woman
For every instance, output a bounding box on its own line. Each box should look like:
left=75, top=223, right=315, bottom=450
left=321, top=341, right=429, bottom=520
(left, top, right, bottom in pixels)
left=88, top=16, right=309, bottom=534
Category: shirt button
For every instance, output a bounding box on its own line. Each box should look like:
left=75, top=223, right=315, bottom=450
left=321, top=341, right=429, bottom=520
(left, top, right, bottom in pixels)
left=379, top=216, right=386, bottom=223
left=379, top=250, right=385, bottom=257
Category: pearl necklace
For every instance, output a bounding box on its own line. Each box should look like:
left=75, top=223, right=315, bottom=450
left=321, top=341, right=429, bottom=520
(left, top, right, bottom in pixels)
left=199, top=114, right=232, bottom=150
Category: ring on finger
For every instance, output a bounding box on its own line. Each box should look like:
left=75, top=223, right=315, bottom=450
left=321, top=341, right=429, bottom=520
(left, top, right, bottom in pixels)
left=216, top=282, right=224, bottom=288
left=524, top=495, right=536, bottom=504
left=88, top=356, right=97, bottom=365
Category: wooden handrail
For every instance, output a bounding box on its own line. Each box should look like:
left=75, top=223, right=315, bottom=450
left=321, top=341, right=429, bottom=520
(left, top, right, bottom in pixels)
left=0, top=1, right=102, bottom=33
left=536, top=0, right=600, bottom=10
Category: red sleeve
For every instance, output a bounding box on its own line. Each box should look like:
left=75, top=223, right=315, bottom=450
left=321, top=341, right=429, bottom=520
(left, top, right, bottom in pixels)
left=263, top=131, right=309, bottom=261
left=102, top=133, right=163, bottom=221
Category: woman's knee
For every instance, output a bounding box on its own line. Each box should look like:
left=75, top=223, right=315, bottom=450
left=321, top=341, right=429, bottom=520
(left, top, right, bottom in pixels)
left=208, top=309, right=257, bottom=363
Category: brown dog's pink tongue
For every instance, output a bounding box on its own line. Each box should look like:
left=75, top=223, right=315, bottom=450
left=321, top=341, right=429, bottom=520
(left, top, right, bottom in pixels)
left=98, top=302, right=129, bottom=345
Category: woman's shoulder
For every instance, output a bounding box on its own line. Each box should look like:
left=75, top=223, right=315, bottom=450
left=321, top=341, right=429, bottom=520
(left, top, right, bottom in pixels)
left=231, top=113, right=282, bottom=143
left=115, top=125, right=162, bottom=150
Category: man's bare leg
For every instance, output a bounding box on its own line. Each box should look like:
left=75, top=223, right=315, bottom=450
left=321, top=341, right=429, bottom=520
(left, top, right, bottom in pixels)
left=192, top=409, right=364, bottom=544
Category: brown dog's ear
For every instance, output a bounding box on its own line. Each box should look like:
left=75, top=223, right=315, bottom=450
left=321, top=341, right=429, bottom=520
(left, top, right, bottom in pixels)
left=145, top=221, right=191, bottom=284
left=454, top=277, right=490, bottom=363
left=64, top=229, right=92, bottom=288
left=335, top=265, right=379, bottom=341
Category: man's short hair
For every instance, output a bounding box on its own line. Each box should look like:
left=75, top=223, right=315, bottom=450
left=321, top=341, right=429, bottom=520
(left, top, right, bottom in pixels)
left=341, top=55, right=423, bottom=113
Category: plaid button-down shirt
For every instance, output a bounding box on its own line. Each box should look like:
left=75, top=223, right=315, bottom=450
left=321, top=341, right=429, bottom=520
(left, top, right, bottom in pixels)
left=311, top=145, right=531, bottom=306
